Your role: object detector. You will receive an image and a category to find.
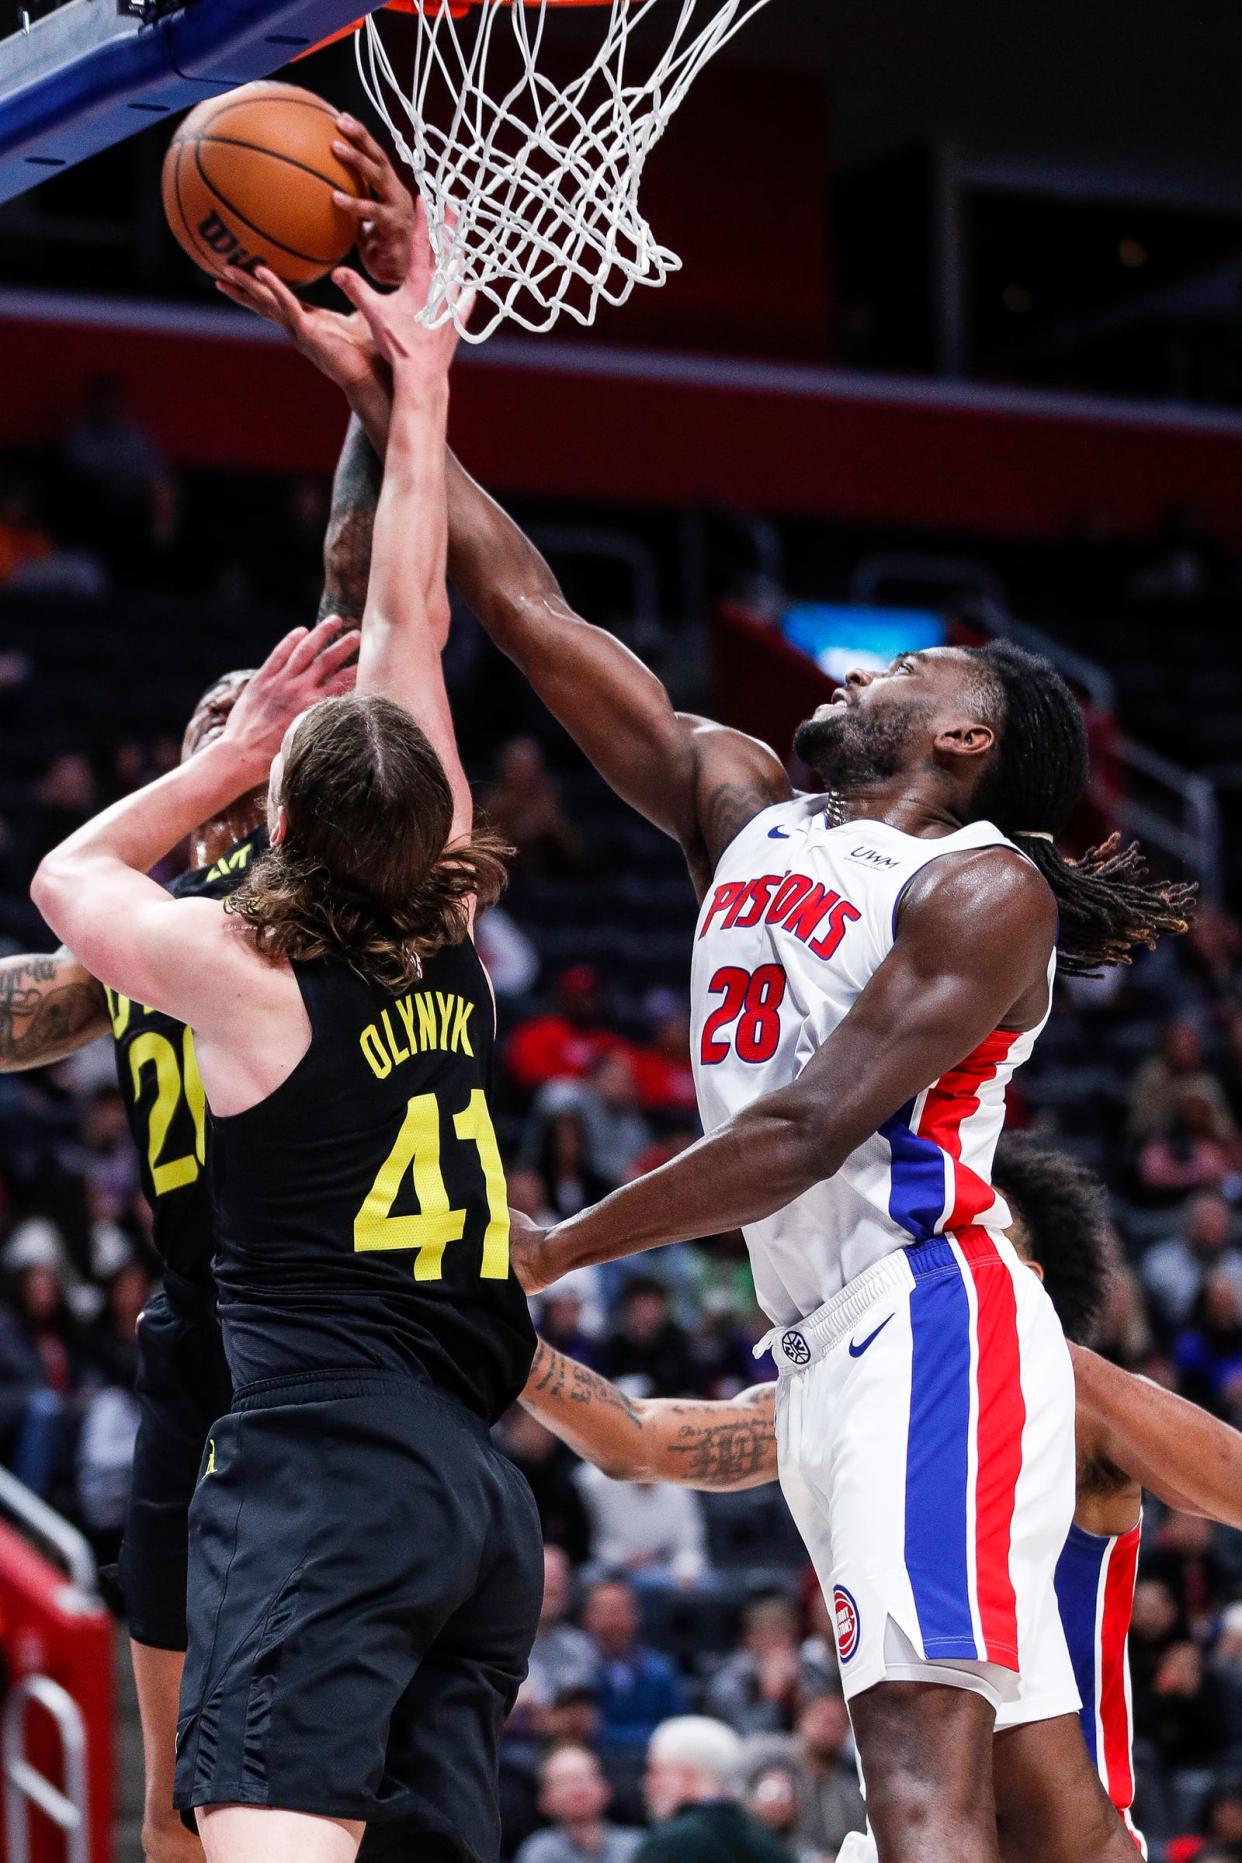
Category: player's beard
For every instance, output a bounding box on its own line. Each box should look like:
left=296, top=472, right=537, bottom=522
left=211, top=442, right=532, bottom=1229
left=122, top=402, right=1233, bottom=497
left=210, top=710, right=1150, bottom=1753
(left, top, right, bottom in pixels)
left=793, top=697, right=933, bottom=791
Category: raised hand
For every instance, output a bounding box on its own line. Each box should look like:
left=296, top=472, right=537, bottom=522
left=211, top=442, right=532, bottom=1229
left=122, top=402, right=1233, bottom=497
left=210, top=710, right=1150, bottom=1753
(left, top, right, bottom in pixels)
left=217, top=618, right=359, bottom=779
left=216, top=264, right=378, bottom=394
left=333, top=199, right=471, bottom=377
left=330, top=114, right=416, bottom=289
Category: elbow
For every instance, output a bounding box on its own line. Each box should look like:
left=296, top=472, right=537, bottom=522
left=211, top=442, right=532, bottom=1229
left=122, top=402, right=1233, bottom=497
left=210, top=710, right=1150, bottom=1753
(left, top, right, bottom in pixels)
left=30, top=855, right=65, bottom=929
left=777, top=1100, right=845, bottom=1198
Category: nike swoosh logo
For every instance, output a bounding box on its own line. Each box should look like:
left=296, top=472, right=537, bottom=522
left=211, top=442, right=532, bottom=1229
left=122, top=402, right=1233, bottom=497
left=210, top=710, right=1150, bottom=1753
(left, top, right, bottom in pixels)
left=768, top=825, right=790, bottom=839
left=848, top=1315, right=894, bottom=1358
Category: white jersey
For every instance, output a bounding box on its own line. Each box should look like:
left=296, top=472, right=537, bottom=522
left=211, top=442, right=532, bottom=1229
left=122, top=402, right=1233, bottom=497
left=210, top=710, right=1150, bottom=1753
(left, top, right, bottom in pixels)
left=690, top=797, right=1054, bottom=1325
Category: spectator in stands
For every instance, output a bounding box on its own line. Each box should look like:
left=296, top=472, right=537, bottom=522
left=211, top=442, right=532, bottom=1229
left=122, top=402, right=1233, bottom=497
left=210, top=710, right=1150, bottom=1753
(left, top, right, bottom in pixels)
left=628, top=993, right=697, bottom=1117
left=507, top=965, right=627, bottom=1094
left=745, top=1765, right=818, bottom=1863
left=484, top=736, right=586, bottom=876
left=540, top=1283, right=603, bottom=1369
left=514, top=1744, right=641, bottom=1863
left=636, top=1716, right=793, bottom=1863
left=65, top=375, right=163, bottom=501
left=26, top=749, right=95, bottom=872
left=705, top=1597, right=830, bottom=1737
left=1139, top=1088, right=1242, bottom=1199
left=474, top=902, right=540, bottom=999
left=500, top=1406, right=593, bottom=1566
left=1174, top=1274, right=1242, bottom=1418
left=598, top=1277, right=696, bottom=1401
left=582, top=1577, right=686, bottom=1758
left=0, top=481, right=52, bottom=585
left=0, top=1238, right=86, bottom=1497
left=1130, top=1022, right=1237, bottom=1143
left=528, top=1545, right=600, bottom=1710
left=1143, top=1192, right=1242, bottom=1332
left=577, top=1464, right=707, bottom=1588
left=744, top=1689, right=867, bottom=1859
left=1148, top=1510, right=1233, bottom=1641
left=535, top=1106, right=615, bottom=1220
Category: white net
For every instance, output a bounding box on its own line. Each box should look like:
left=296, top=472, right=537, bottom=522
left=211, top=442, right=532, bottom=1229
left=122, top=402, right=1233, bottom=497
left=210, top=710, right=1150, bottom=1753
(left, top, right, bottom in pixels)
left=357, top=0, right=774, bottom=342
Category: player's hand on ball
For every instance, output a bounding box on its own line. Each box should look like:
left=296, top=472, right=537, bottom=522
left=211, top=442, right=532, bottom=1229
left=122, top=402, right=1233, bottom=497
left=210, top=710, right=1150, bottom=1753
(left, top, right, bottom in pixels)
left=331, top=115, right=416, bottom=289
left=216, top=264, right=378, bottom=394
left=508, top=1210, right=554, bottom=1296
left=216, top=618, right=359, bottom=779
left=334, top=199, right=472, bottom=375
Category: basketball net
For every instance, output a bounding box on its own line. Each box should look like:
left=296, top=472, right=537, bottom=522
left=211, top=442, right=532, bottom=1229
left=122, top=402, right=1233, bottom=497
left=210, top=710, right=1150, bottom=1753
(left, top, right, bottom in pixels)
left=357, top=0, right=774, bottom=342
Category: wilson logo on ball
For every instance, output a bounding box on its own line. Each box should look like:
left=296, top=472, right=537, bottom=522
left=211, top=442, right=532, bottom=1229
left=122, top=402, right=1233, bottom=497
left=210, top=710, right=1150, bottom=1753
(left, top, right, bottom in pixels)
left=833, top=1586, right=861, bottom=1663
left=196, top=213, right=261, bottom=274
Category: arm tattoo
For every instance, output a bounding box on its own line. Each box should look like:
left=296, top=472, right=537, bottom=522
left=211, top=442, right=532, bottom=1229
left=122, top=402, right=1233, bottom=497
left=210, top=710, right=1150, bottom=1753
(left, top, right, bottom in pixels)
left=700, top=778, right=785, bottom=879
left=660, top=1385, right=779, bottom=1490
left=318, top=414, right=384, bottom=625
left=0, top=954, right=108, bottom=1070
left=529, top=1339, right=643, bottom=1423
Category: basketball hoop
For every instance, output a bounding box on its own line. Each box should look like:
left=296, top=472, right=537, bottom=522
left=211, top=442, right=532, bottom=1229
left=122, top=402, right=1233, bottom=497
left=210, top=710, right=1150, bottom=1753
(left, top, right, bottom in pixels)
left=357, top=0, right=774, bottom=342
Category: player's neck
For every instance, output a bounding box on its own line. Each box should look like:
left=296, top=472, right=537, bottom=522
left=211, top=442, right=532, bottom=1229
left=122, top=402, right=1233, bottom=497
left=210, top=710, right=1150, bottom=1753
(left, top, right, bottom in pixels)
left=825, top=777, right=967, bottom=839
left=191, top=801, right=263, bottom=870
left=564, top=1815, right=606, bottom=1848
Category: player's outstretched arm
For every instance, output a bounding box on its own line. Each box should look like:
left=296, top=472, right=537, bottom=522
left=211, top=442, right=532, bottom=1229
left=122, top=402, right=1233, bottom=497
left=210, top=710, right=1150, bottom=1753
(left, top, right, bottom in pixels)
left=335, top=207, right=472, bottom=842
left=30, top=623, right=357, bottom=1028
left=318, top=413, right=385, bottom=632
left=447, top=454, right=791, bottom=897
left=512, top=846, right=1055, bottom=1291
left=1073, top=1343, right=1242, bottom=1532
left=521, top=1338, right=778, bottom=1490
left=0, top=949, right=108, bottom=1071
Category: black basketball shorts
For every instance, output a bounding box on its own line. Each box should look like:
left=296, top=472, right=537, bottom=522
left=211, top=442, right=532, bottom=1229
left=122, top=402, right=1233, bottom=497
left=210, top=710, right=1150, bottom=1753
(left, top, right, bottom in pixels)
left=173, top=1369, right=544, bottom=1862
left=120, top=1271, right=233, bottom=1652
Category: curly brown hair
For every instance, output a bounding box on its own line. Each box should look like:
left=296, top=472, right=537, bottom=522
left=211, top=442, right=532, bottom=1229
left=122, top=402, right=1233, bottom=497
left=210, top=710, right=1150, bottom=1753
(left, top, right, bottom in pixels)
left=226, top=694, right=509, bottom=991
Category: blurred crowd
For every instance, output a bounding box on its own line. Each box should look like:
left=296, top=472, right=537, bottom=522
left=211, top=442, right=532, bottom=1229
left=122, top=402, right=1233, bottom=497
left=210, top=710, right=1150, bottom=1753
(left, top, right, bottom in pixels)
left=2, top=396, right=1242, bottom=1859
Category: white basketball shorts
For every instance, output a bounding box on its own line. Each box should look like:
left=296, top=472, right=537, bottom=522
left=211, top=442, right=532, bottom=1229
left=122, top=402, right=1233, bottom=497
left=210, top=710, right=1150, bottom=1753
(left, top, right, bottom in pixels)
left=767, top=1228, right=1080, bottom=1723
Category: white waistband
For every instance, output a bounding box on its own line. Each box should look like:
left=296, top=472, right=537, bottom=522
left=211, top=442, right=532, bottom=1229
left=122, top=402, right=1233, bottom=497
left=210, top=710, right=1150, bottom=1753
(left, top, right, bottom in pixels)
left=753, top=1248, right=915, bottom=1373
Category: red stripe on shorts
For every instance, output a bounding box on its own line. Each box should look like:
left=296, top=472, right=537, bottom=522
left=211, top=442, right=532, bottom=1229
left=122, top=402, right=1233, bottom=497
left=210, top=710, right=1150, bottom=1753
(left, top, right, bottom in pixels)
left=1100, top=1523, right=1141, bottom=1820
left=959, top=1226, right=1024, bottom=1666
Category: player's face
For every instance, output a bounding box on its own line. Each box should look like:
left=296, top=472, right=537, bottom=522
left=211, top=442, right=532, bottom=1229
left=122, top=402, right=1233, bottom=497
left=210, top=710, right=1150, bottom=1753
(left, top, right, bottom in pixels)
left=793, top=647, right=988, bottom=789
left=181, top=670, right=254, bottom=762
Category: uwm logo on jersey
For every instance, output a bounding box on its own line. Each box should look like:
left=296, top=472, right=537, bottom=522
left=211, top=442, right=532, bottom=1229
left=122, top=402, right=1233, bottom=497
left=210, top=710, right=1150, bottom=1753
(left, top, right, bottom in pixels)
left=699, top=871, right=861, bottom=961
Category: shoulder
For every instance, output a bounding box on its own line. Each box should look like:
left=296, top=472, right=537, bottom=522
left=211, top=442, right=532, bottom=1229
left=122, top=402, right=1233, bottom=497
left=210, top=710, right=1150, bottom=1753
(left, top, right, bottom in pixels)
left=895, top=841, right=1056, bottom=959
left=513, top=1835, right=559, bottom=1863
left=678, top=715, right=792, bottom=889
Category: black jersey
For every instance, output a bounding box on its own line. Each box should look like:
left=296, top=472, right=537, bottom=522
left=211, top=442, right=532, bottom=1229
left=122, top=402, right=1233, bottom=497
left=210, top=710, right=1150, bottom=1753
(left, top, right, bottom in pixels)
left=106, top=827, right=268, bottom=1286
left=209, top=939, right=535, bottom=1423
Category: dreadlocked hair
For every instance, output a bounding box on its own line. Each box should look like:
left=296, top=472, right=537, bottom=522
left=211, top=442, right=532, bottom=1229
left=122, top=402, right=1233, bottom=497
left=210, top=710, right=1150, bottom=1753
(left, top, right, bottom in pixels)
left=993, top=1133, right=1110, bottom=1346
left=226, top=693, right=510, bottom=994
left=966, top=639, right=1196, bottom=977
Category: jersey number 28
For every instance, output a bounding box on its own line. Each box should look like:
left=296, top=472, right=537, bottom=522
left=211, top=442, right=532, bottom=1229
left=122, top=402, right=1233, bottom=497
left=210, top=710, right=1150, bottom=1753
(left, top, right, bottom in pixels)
left=700, top=964, right=787, bottom=1065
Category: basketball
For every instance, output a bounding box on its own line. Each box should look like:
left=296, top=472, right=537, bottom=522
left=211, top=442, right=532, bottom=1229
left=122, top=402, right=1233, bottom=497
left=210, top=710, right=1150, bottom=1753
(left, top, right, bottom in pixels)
left=162, top=81, right=356, bottom=286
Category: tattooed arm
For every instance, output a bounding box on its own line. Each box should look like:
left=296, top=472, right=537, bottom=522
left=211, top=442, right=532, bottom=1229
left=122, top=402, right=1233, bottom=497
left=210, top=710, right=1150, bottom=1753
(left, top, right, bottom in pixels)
left=520, top=1338, right=778, bottom=1491
left=318, top=414, right=386, bottom=630
left=446, top=458, right=790, bottom=898
left=0, top=949, right=108, bottom=1071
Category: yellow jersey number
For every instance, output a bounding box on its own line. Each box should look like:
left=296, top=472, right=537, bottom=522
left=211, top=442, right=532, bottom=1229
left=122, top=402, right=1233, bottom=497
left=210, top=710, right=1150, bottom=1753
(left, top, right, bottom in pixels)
left=105, top=990, right=206, bottom=1196
left=354, top=1089, right=510, bottom=1282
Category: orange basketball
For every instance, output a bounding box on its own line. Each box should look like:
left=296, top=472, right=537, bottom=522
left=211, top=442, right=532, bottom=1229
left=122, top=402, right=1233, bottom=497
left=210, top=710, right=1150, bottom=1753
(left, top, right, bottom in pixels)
left=162, top=81, right=356, bottom=286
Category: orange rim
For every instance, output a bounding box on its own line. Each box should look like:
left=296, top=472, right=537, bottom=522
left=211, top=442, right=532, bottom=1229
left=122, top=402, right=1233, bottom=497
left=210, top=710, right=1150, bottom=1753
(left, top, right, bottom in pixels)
left=304, top=0, right=622, bottom=55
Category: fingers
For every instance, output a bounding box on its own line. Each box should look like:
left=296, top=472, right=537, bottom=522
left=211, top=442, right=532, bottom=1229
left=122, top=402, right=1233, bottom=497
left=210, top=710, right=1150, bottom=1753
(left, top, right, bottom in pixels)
left=258, top=626, right=311, bottom=679
left=313, top=628, right=362, bottom=682
left=283, top=616, right=353, bottom=678
left=332, top=140, right=387, bottom=199
left=330, top=189, right=382, bottom=225
left=216, top=267, right=289, bottom=328
left=335, top=114, right=397, bottom=189
left=251, top=265, right=308, bottom=327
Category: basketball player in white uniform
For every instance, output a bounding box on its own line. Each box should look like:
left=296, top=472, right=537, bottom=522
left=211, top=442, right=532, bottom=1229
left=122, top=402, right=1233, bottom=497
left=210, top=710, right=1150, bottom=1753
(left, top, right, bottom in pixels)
left=212, top=135, right=1193, bottom=1863
left=441, top=516, right=1192, bottom=1863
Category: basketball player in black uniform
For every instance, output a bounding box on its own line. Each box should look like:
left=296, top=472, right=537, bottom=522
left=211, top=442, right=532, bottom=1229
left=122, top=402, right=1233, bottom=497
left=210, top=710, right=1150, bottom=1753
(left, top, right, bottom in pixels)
left=0, top=418, right=384, bottom=1863
left=31, top=211, right=541, bottom=1863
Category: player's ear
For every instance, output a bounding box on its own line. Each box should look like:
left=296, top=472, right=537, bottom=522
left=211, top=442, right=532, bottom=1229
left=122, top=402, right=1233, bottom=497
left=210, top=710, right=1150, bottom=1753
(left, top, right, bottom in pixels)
left=932, top=720, right=995, bottom=763
left=271, top=802, right=289, bottom=848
